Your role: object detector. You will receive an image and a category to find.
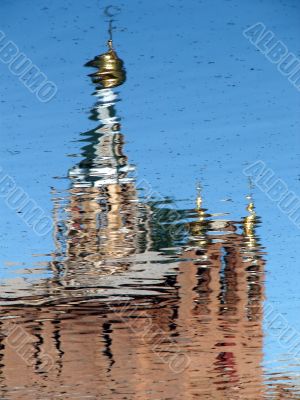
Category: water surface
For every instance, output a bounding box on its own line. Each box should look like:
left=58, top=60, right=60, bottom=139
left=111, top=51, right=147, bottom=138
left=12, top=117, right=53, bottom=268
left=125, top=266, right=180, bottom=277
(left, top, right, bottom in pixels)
left=1, top=0, right=300, bottom=398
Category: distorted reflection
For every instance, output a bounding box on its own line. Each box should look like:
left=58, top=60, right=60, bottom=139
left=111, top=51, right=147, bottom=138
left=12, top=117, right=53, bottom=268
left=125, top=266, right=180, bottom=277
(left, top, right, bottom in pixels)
left=48, top=41, right=183, bottom=299
left=1, top=40, right=300, bottom=400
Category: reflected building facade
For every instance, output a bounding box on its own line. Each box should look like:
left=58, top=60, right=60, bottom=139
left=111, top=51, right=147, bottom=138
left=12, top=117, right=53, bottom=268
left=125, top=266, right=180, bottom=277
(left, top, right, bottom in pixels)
left=1, top=40, right=299, bottom=400
left=0, top=190, right=273, bottom=399
left=174, top=191, right=266, bottom=399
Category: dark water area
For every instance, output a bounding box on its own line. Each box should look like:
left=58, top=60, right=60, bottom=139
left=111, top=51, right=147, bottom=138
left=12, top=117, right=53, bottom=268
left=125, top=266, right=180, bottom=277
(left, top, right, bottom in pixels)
left=1, top=0, right=300, bottom=399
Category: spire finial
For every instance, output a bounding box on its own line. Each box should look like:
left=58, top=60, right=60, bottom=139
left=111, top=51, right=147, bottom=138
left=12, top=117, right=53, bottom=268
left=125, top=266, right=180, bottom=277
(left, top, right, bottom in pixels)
left=107, top=39, right=113, bottom=50
left=196, top=181, right=202, bottom=210
left=104, top=5, right=121, bottom=45
left=246, top=176, right=256, bottom=216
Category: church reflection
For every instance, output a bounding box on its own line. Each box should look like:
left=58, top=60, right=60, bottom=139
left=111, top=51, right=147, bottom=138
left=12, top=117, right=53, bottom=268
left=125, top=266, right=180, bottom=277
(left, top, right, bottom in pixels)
left=1, top=38, right=298, bottom=400
left=48, top=39, right=184, bottom=292
left=51, top=39, right=140, bottom=283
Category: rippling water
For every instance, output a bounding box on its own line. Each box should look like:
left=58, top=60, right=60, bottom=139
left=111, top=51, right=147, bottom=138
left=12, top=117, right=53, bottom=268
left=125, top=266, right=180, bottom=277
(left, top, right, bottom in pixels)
left=1, top=0, right=300, bottom=398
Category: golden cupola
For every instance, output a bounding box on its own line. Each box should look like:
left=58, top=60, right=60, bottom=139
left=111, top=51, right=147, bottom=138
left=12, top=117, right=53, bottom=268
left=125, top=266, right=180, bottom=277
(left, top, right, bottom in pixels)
left=188, top=184, right=210, bottom=247
left=242, top=195, right=258, bottom=251
left=87, top=39, right=126, bottom=88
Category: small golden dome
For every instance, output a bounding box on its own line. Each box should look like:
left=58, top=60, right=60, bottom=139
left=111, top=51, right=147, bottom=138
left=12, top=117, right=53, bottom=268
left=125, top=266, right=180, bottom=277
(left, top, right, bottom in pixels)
left=87, top=40, right=126, bottom=88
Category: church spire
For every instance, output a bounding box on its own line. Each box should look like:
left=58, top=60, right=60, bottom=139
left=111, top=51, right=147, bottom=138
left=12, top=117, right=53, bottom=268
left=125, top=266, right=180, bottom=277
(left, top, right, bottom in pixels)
left=242, top=179, right=259, bottom=250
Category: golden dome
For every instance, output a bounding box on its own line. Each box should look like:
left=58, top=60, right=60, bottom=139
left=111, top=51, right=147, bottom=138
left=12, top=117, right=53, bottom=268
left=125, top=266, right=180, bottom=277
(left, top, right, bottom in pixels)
left=88, top=40, right=126, bottom=88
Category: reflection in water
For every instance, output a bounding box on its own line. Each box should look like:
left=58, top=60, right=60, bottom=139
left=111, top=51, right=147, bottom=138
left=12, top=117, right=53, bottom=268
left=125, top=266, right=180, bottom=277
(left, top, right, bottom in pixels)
left=1, top=41, right=299, bottom=400
left=46, top=39, right=187, bottom=302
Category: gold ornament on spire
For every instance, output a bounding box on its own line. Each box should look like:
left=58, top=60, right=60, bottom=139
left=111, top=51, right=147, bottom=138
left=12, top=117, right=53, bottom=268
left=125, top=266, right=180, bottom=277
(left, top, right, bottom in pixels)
left=243, top=194, right=257, bottom=249
left=88, top=39, right=126, bottom=88
left=86, top=8, right=126, bottom=89
left=187, top=182, right=210, bottom=247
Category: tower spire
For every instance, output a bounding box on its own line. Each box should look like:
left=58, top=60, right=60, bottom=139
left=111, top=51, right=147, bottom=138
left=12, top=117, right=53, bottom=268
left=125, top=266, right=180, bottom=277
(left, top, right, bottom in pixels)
left=85, top=16, right=126, bottom=88
left=243, top=182, right=258, bottom=252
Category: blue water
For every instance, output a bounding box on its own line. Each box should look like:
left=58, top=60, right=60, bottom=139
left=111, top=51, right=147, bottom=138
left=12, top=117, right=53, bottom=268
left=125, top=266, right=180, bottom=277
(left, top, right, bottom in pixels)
left=1, top=0, right=300, bottom=398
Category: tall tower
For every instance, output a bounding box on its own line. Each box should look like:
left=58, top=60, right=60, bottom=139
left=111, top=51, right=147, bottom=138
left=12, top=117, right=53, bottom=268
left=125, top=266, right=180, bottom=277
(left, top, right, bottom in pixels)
left=51, top=40, right=142, bottom=285
left=174, top=190, right=266, bottom=399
